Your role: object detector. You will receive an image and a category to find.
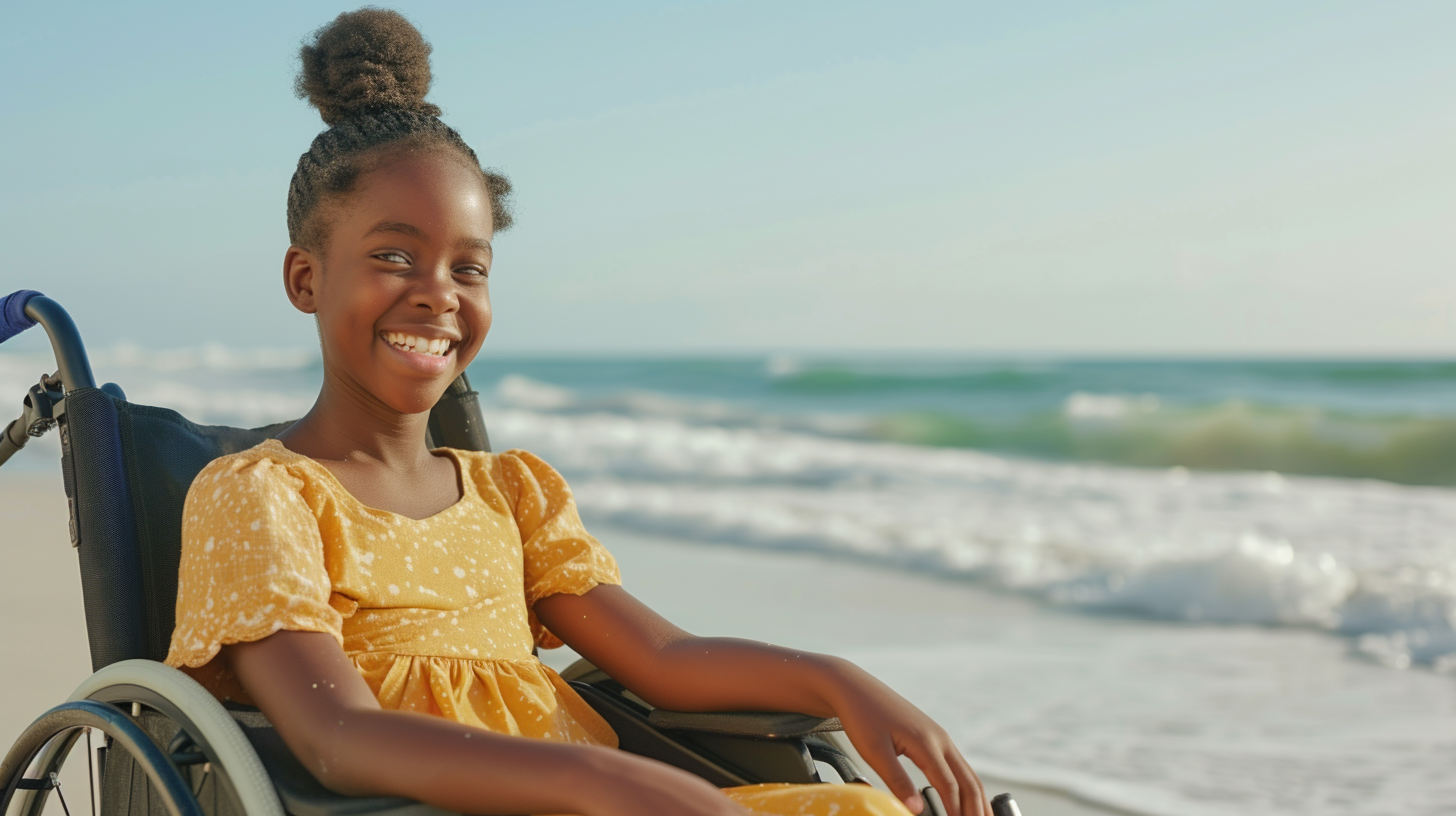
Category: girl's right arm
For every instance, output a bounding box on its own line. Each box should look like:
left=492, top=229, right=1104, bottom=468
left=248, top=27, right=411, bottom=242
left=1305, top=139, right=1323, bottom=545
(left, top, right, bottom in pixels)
left=226, top=630, right=749, bottom=816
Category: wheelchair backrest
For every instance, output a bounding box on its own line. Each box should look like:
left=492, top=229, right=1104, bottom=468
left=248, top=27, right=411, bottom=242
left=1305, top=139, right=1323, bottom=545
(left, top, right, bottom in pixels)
left=58, top=375, right=489, bottom=671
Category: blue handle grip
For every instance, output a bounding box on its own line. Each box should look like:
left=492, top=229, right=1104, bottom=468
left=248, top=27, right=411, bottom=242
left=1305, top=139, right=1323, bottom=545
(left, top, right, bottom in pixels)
left=0, top=290, right=42, bottom=344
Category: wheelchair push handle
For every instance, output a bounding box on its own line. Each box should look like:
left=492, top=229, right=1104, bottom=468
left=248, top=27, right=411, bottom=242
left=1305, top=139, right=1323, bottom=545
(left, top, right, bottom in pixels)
left=0, top=290, right=101, bottom=468
left=0, top=289, right=42, bottom=344
left=0, top=290, right=96, bottom=391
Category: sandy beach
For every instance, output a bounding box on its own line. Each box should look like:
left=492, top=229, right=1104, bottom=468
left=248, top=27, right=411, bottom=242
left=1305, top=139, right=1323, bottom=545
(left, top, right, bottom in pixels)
left=537, top=526, right=1134, bottom=816
left=0, top=469, right=91, bottom=746
left=0, top=467, right=1116, bottom=816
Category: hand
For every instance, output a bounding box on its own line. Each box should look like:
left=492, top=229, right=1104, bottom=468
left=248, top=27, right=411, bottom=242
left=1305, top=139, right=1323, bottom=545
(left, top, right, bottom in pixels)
left=576, top=751, right=752, bottom=816
left=825, top=662, right=988, bottom=816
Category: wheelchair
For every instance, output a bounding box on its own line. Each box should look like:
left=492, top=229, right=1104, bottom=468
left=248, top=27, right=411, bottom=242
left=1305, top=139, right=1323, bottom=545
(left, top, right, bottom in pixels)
left=0, top=290, right=990, bottom=816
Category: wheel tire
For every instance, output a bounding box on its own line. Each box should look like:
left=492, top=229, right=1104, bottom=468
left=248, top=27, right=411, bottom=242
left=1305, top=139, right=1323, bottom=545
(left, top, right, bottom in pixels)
left=0, top=699, right=202, bottom=816
left=66, top=660, right=283, bottom=816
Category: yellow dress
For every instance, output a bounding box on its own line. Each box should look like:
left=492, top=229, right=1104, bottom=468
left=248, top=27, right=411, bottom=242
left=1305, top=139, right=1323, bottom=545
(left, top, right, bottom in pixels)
left=165, top=439, right=909, bottom=816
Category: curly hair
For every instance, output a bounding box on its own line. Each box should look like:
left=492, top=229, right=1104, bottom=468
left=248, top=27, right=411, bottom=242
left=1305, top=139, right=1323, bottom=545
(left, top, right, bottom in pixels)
left=286, top=7, right=513, bottom=250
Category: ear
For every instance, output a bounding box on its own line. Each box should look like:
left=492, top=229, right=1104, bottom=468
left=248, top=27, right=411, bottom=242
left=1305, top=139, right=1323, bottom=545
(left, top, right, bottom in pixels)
left=283, top=246, right=322, bottom=314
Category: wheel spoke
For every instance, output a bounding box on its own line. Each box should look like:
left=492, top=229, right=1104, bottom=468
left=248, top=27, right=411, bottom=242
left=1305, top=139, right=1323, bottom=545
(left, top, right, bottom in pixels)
left=85, top=728, right=95, bottom=816
left=49, top=772, right=72, bottom=816
left=191, top=763, right=211, bottom=799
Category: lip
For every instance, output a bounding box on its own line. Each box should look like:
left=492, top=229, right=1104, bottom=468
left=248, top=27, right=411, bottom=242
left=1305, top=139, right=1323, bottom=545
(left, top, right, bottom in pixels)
left=379, top=333, right=456, bottom=375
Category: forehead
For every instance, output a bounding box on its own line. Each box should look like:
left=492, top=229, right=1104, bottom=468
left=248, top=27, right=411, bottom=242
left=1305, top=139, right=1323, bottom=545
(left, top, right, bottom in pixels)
left=336, top=150, right=494, bottom=241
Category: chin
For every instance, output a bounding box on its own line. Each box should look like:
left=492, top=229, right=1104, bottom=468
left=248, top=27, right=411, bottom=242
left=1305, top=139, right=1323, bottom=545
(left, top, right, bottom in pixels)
left=385, top=383, right=453, bottom=417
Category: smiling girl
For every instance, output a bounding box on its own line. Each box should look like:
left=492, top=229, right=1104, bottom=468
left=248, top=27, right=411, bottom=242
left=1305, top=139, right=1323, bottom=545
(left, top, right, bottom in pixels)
left=163, top=9, right=988, bottom=816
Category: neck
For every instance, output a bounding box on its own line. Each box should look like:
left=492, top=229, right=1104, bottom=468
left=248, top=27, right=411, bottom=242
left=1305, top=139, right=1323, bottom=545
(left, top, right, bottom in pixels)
left=279, top=368, right=436, bottom=471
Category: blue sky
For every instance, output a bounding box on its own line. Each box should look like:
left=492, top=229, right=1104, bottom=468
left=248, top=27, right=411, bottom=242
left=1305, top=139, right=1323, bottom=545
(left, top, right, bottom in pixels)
left=2, top=1, right=1454, bottom=356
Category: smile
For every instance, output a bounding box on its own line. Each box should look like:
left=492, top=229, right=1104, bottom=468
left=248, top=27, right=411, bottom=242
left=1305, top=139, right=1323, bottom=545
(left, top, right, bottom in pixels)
left=382, top=332, right=457, bottom=358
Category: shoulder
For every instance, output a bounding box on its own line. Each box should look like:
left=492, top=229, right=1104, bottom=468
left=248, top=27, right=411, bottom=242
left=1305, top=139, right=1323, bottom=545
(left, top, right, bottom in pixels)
left=187, top=439, right=321, bottom=505
left=446, top=448, right=571, bottom=496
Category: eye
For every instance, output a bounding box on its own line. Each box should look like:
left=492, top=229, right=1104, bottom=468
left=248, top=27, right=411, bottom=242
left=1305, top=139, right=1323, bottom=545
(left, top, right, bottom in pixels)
left=374, top=251, right=410, bottom=265
left=455, top=265, right=489, bottom=278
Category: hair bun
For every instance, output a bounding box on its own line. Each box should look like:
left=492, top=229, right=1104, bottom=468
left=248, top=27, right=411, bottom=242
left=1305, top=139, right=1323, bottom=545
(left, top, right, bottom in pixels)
left=296, top=7, right=441, bottom=126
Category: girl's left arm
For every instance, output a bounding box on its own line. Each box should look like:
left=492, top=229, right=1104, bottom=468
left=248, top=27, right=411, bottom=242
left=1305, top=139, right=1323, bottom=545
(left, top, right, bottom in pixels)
left=535, top=584, right=989, bottom=816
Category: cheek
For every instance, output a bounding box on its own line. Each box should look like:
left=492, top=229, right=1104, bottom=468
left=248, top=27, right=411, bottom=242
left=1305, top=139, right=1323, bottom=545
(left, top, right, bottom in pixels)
left=326, top=294, right=374, bottom=336
left=470, top=289, right=493, bottom=334
left=460, top=295, right=492, bottom=360
left=317, top=289, right=388, bottom=354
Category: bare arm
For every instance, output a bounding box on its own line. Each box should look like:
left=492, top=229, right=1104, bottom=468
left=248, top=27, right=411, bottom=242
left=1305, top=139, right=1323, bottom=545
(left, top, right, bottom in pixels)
left=537, top=585, right=989, bottom=816
left=225, top=631, right=748, bottom=816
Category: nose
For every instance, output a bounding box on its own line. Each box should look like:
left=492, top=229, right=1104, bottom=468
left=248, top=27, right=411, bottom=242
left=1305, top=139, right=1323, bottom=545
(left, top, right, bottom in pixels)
left=408, top=265, right=459, bottom=315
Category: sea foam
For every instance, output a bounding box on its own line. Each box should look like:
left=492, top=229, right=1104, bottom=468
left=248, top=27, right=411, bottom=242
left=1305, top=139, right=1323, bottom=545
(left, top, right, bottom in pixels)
left=491, top=377, right=1456, bottom=672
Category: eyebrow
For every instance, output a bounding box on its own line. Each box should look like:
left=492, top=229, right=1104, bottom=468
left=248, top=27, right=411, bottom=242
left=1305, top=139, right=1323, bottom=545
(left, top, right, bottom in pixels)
left=459, top=237, right=494, bottom=257
left=365, top=220, right=493, bottom=257
left=365, top=220, right=425, bottom=240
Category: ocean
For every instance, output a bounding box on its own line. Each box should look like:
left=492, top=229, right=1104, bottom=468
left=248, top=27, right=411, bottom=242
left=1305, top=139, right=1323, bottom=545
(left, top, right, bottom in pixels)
left=2, top=346, right=1453, bottom=813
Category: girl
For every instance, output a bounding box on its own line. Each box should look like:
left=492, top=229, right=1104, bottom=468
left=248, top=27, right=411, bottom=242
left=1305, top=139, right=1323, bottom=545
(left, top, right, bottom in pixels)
left=164, top=9, right=988, bottom=816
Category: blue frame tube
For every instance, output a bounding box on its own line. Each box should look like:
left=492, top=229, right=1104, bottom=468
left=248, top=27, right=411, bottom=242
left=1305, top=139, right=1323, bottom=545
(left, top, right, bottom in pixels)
left=24, top=296, right=96, bottom=392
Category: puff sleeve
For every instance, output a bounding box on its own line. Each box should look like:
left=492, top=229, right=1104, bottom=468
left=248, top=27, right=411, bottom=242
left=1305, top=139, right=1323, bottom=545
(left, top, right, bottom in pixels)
left=165, top=453, right=346, bottom=669
left=496, top=450, right=621, bottom=648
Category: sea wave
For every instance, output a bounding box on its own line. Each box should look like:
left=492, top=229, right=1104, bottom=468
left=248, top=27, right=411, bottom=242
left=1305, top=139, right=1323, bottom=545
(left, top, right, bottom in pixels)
left=91, top=343, right=320, bottom=373
left=0, top=344, right=320, bottom=430
left=498, top=369, right=1456, bottom=486
left=769, top=361, right=1061, bottom=394
left=495, top=374, right=869, bottom=438
left=486, top=390, right=1456, bottom=673
left=871, top=395, right=1456, bottom=487
left=767, top=357, right=1456, bottom=393
left=0, top=343, right=318, bottom=378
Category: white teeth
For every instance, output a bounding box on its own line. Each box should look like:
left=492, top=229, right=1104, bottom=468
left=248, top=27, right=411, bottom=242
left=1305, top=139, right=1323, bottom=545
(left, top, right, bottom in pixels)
left=383, top=332, right=452, bottom=357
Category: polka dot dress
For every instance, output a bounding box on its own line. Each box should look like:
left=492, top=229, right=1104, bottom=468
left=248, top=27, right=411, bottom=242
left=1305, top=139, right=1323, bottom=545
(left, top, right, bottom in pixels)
left=165, top=439, right=911, bottom=815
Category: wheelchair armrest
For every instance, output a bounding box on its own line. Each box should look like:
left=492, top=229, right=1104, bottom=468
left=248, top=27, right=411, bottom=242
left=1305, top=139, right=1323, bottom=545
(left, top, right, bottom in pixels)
left=647, top=709, right=842, bottom=739
left=559, top=658, right=843, bottom=739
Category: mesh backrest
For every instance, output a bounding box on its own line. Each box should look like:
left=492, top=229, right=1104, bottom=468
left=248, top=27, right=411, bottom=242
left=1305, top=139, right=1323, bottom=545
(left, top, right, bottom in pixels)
left=60, top=375, right=488, bottom=670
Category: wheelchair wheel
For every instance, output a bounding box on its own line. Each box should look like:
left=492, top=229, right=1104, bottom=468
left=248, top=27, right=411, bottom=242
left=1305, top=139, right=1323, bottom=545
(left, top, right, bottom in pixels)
left=0, top=699, right=198, bottom=816
left=1, top=661, right=283, bottom=816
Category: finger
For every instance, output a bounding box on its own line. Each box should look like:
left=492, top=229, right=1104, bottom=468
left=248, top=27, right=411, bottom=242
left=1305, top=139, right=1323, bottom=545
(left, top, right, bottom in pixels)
left=944, top=746, right=988, bottom=816
left=858, top=735, right=923, bottom=814
left=904, top=743, right=959, bottom=816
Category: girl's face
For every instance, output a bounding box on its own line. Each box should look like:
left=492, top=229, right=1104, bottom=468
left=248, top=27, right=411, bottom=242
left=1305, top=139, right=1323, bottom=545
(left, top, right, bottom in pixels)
left=285, top=149, right=495, bottom=416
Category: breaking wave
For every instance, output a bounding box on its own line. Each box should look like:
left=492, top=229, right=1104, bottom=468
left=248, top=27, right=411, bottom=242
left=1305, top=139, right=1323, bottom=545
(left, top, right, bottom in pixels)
left=491, top=377, right=1456, bottom=673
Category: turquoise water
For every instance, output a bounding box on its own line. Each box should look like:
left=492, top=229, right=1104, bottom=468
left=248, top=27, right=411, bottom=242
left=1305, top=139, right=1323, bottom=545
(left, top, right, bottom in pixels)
left=465, top=356, right=1456, bottom=486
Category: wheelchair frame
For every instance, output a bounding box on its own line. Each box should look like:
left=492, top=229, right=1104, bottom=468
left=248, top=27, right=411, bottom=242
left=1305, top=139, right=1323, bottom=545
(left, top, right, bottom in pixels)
left=0, top=291, right=940, bottom=816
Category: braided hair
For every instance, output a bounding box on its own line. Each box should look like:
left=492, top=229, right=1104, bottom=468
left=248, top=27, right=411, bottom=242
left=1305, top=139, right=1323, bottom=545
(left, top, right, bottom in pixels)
left=286, top=8, right=513, bottom=251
